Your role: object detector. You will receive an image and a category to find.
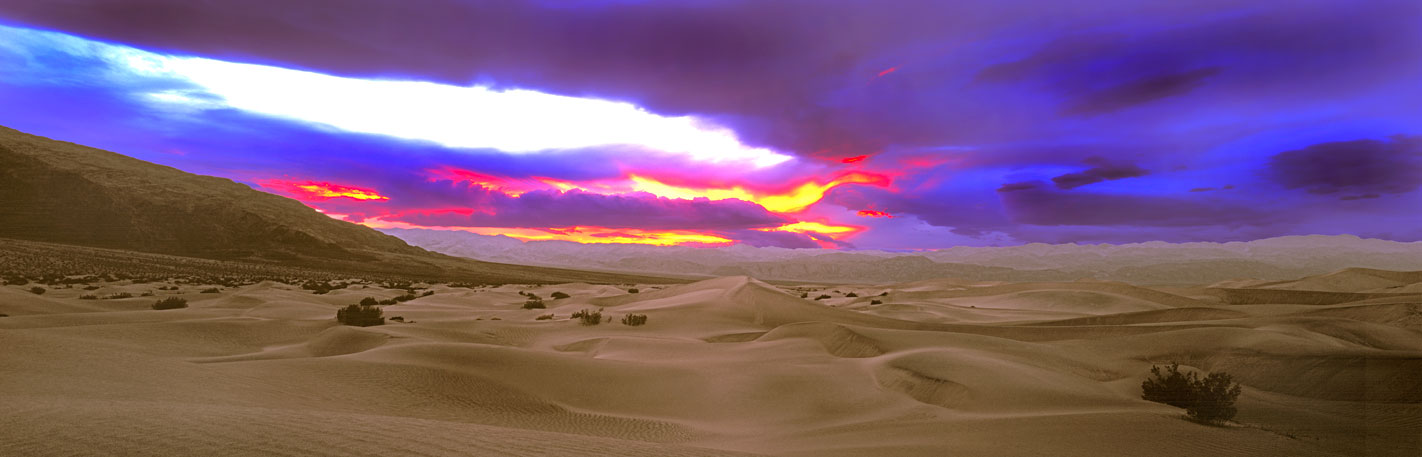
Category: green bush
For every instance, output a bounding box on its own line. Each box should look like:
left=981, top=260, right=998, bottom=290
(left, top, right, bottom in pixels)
left=336, top=304, right=384, bottom=327
left=550, top=291, right=571, bottom=299
left=1142, top=362, right=1242, bottom=424
left=152, top=297, right=188, bottom=310
left=572, top=308, right=603, bottom=325
left=621, top=313, right=648, bottom=326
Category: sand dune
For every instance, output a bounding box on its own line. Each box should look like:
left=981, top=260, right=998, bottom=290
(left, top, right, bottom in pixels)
left=2, top=270, right=1418, bottom=456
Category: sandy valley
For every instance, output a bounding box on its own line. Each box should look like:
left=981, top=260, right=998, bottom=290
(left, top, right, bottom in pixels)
left=3, top=269, right=1418, bottom=456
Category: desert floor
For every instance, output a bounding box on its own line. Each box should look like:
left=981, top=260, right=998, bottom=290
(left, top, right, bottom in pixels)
left=2, top=272, right=1419, bottom=456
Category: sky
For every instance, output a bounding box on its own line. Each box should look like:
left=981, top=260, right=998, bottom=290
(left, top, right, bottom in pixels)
left=0, top=0, right=1419, bottom=250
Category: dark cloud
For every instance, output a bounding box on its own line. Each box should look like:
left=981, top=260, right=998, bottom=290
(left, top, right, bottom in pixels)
left=1060, top=67, right=1220, bottom=116
left=1050, top=156, right=1149, bottom=189
left=997, top=181, right=1043, bottom=193
left=1266, top=135, right=1422, bottom=196
left=996, top=185, right=1272, bottom=228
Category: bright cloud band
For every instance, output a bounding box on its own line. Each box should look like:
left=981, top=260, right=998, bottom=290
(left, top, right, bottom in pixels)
left=5, top=25, right=793, bottom=168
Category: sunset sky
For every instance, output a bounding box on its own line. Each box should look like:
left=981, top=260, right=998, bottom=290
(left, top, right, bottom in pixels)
left=1, top=0, right=1418, bottom=249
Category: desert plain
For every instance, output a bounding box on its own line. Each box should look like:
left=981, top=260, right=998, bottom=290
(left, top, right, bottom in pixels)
left=2, top=267, right=1418, bottom=456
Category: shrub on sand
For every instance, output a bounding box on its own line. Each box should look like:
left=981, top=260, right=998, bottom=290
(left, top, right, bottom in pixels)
left=152, top=297, right=188, bottom=310
left=1142, top=362, right=1242, bottom=425
left=336, top=304, right=384, bottom=327
left=572, top=308, right=603, bottom=325
left=621, top=313, right=648, bottom=326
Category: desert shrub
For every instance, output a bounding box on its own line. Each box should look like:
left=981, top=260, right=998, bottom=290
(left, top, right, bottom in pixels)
left=870, top=299, right=882, bottom=305
left=359, top=297, right=380, bottom=307
left=621, top=313, right=648, bottom=326
left=572, top=308, right=603, bottom=325
left=106, top=292, right=133, bottom=299
left=152, top=297, right=188, bottom=310
left=389, top=316, right=404, bottom=322
left=1189, top=372, right=1243, bottom=424
left=1142, top=362, right=1242, bottom=425
left=83, top=285, right=100, bottom=291
left=378, top=298, right=398, bottom=306
left=79, top=294, right=98, bottom=300
left=336, top=304, right=384, bottom=327
left=800, top=292, right=809, bottom=298
left=627, top=288, right=639, bottom=294
left=550, top=291, right=571, bottom=299
left=422, top=290, right=434, bottom=297
left=29, top=286, right=45, bottom=295
left=141, top=291, right=154, bottom=297
left=1142, top=363, right=1197, bottom=409
left=200, top=288, right=220, bottom=294
left=535, top=314, right=554, bottom=320
left=814, top=294, right=831, bottom=300
left=393, top=292, right=418, bottom=302
left=522, top=296, right=546, bottom=309
left=845, top=292, right=858, bottom=297
left=879, top=291, right=889, bottom=296
left=301, top=280, right=350, bottom=295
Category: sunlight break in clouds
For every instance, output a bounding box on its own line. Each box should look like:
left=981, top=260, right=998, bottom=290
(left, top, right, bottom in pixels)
left=6, top=25, right=793, bottom=168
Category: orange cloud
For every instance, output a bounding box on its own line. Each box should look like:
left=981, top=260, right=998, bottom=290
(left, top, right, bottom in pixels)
left=857, top=210, right=893, bottom=218
left=758, top=220, right=863, bottom=235
left=260, top=179, right=389, bottom=201
left=842, top=155, right=868, bottom=163
left=628, top=171, right=890, bottom=213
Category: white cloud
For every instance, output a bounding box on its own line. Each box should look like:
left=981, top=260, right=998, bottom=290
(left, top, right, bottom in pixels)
left=4, top=25, right=793, bottom=168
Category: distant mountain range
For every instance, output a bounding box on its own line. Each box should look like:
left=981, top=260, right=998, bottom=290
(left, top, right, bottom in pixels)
left=383, top=228, right=1422, bottom=285
left=0, top=126, right=665, bottom=284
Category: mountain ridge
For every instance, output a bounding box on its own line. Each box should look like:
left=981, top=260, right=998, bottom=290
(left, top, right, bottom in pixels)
left=0, top=126, right=673, bottom=284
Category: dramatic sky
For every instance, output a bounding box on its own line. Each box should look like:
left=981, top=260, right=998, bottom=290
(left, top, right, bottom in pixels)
left=1, top=0, right=1419, bottom=249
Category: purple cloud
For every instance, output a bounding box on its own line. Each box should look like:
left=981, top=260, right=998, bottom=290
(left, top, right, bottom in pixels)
left=1266, top=135, right=1422, bottom=197
left=1051, top=156, right=1150, bottom=189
